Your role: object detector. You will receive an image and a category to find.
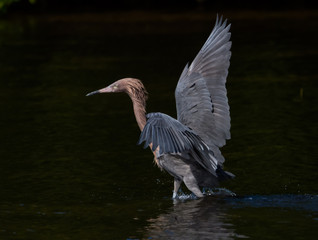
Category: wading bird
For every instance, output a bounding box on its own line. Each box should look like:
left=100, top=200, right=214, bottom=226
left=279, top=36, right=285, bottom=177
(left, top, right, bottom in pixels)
left=86, top=16, right=234, bottom=198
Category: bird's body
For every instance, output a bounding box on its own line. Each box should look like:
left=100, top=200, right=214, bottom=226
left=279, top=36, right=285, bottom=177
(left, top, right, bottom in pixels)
left=87, top=16, right=234, bottom=198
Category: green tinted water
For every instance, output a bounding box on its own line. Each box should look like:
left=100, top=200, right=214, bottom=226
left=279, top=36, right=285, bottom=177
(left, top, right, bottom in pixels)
left=0, top=11, right=317, bottom=239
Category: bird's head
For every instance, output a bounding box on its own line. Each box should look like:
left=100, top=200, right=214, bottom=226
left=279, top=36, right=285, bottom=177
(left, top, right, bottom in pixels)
left=86, top=78, right=126, bottom=96
left=86, top=78, right=148, bottom=102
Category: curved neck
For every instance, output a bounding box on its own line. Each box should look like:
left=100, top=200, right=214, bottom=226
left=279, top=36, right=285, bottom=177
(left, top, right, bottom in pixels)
left=125, top=89, right=147, bottom=131
left=132, top=100, right=147, bottom=131
left=122, top=78, right=148, bottom=132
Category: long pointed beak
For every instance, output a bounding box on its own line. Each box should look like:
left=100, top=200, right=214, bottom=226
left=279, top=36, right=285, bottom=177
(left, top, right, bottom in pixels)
left=86, top=86, right=112, bottom=96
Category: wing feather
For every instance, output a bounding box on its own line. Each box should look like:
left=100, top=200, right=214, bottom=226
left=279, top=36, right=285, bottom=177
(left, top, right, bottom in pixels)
left=175, top=15, right=231, bottom=165
left=138, top=112, right=218, bottom=175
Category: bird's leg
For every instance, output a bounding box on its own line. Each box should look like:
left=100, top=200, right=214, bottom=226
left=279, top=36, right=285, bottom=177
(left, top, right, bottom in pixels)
left=183, top=177, right=204, bottom=198
left=172, top=179, right=182, bottom=199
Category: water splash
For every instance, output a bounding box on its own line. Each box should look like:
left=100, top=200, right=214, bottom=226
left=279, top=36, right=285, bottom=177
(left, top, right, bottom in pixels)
left=173, top=188, right=236, bottom=201
left=203, top=187, right=236, bottom=197
left=173, top=192, right=198, bottom=201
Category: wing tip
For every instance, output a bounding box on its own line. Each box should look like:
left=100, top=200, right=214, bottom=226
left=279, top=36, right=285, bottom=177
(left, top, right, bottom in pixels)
left=215, top=14, right=230, bottom=30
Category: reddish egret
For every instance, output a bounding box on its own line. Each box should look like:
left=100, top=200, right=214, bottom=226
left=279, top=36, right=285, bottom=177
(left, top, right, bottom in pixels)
left=86, top=16, right=234, bottom=198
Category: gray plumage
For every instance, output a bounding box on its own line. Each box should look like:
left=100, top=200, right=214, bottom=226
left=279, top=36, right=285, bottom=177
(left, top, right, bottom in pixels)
left=175, top=15, right=231, bottom=164
left=86, top=15, right=234, bottom=198
left=139, top=16, right=233, bottom=197
left=138, top=112, right=218, bottom=176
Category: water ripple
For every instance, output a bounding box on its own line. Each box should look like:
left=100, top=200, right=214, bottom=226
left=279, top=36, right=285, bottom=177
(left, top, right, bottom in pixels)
left=225, top=194, right=318, bottom=212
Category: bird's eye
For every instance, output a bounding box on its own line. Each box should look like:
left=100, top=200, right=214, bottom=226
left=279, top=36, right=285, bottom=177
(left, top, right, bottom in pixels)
left=113, top=85, right=118, bottom=89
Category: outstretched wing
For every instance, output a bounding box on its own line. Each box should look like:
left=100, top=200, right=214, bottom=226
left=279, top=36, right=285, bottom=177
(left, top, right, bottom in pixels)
left=175, top=16, right=231, bottom=164
left=138, top=112, right=218, bottom=175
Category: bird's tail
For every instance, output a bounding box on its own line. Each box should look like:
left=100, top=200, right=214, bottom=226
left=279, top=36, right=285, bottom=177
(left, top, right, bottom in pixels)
left=216, top=165, right=235, bottom=181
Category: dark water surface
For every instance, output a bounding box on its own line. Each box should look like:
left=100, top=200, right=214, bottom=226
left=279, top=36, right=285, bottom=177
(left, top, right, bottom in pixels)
left=0, top=10, right=317, bottom=239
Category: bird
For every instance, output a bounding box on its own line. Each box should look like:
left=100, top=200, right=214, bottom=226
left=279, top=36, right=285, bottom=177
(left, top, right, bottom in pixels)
left=86, top=15, right=234, bottom=198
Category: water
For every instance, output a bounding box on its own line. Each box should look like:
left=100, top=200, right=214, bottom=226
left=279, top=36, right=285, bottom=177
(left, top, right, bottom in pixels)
left=0, top=10, right=317, bottom=239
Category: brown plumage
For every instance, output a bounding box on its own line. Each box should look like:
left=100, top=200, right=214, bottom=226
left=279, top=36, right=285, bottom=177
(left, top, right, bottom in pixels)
left=120, top=78, right=148, bottom=131
left=87, top=78, right=148, bottom=131
left=86, top=78, right=161, bottom=167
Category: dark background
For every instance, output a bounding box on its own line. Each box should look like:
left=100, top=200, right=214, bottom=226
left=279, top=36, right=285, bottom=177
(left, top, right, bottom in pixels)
left=6, top=0, right=318, bottom=13
left=0, top=0, right=317, bottom=239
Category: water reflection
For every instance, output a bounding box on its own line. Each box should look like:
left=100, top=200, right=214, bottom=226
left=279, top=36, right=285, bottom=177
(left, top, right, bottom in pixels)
left=141, top=197, right=247, bottom=240
left=138, top=194, right=318, bottom=240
